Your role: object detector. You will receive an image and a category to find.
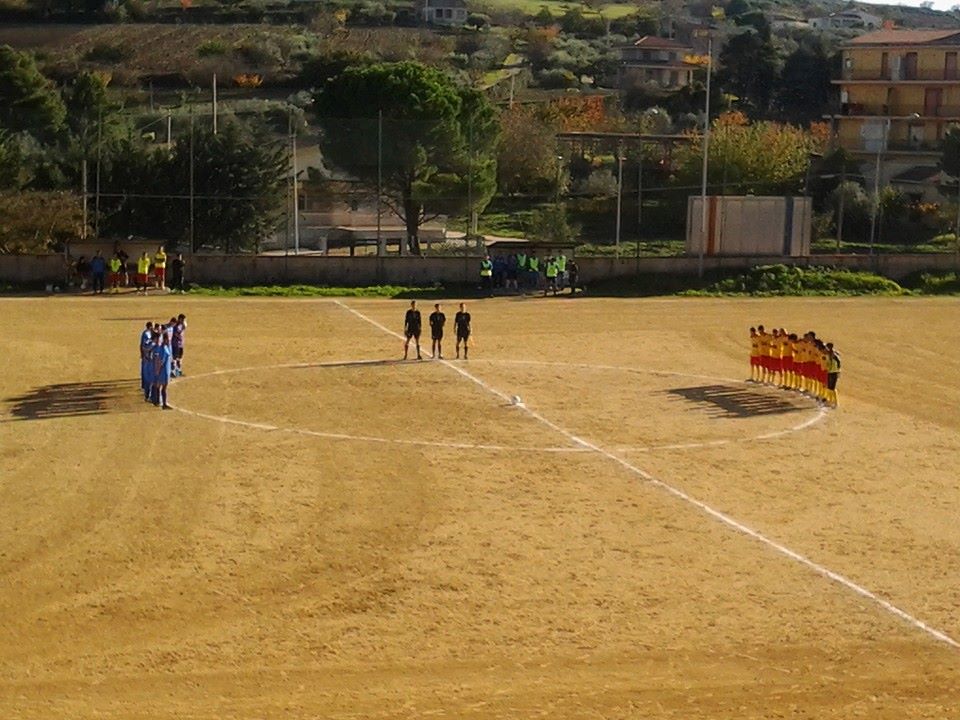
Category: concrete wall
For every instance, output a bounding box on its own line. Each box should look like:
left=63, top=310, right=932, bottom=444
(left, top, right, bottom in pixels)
left=3, top=252, right=959, bottom=287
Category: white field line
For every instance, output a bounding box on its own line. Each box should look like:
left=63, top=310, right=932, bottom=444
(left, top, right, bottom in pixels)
left=463, top=358, right=829, bottom=452
left=334, top=300, right=960, bottom=651
left=172, top=360, right=588, bottom=455
left=176, top=358, right=826, bottom=455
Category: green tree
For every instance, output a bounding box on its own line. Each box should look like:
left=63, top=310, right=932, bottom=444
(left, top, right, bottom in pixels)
left=673, top=111, right=827, bottom=195
left=96, top=120, right=288, bottom=251
left=939, top=125, right=960, bottom=240
left=313, top=62, right=499, bottom=254
left=525, top=202, right=577, bottom=243
left=0, top=191, right=82, bottom=254
left=717, top=27, right=778, bottom=117
left=777, top=40, right=833, bottom=124
left=0, top=45, right=66, bottom=138
left=64, top=71, right=121, bottom=158
left=497, top=103, right=562, bottom=196
left=0, top=132, right=24, bottom=190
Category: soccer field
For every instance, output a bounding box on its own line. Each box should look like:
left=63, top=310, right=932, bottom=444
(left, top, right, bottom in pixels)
left=1, top=294, right=959, bottom=719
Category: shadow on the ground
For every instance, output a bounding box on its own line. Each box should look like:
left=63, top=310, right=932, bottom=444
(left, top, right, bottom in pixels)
left=664, top=384, right=809, bottom=419
left=5, top=379, right=142, bottom=421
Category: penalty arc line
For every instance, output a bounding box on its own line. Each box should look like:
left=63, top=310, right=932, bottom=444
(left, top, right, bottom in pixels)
left=333, top=299, right=960, bottom=652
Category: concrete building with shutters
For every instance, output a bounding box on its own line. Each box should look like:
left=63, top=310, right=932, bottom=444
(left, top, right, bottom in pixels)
left=826, top=28, right=960, bottom=188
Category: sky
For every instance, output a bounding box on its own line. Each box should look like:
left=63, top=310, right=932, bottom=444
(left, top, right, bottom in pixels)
left=858, top=0, right=956, bottom=9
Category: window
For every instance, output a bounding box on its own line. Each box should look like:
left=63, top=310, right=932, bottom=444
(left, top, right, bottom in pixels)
left=904, top=52, right=918, bottom=80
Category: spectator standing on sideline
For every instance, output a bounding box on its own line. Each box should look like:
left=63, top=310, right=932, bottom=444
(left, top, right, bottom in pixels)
left=75, top=256, right=89, bottom=290
left=153, top=246, right=167, bottom=290
left=89, top=251, right=107, bottom=294
left=169, top=253, right=185, bottom=293
left=108, top=254, right=122, bottom=293
left=479, top=255, right=493, bottom=296
left=505, top=253, right=518, bottom=292
left=136, top=252, right=151, bottom=294
left=544, top=256, right=559, bottom=296
left=568, top=259, right=579, bottom=295
left=116, top=247, right=130, bottom=286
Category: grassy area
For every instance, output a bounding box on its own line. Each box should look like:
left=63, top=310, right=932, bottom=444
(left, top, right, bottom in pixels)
left=812, top=236, right=960, bottom=254
left=473, top=0, right=639, bottom=17
left=678, top=265, right=911, bottom=297
left=575, top=240, right=685, bottom=257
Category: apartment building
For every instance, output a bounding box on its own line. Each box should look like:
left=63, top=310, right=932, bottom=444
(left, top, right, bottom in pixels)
left=617, top=36, right=697, bottom=91
left=827, top=29, right=960, bottom=190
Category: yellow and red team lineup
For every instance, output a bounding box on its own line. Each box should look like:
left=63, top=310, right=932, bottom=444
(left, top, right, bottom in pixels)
left=749, top=326, right=841, bottom=408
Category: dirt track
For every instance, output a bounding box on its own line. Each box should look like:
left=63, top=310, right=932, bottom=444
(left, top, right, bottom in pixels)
left=1, top=295, right=959, bottom=718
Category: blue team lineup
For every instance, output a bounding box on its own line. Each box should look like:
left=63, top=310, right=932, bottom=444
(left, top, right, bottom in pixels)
left=139, top=315, right=187, bottom=410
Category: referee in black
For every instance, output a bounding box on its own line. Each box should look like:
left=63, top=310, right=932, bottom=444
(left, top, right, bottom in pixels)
left=454, top=303, right=471, bottom=360
left=403, top=300, right=422, bottom=361
left=429, top=303, right=446, bottom=360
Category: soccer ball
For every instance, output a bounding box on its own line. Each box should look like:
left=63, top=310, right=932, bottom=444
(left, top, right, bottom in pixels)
left=511, top=395, right=523, bottom=406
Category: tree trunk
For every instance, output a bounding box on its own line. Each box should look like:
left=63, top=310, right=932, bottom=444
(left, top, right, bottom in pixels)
left=402, top=190, right=422, bottom=256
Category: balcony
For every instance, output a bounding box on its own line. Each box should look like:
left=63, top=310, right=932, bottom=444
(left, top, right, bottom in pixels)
left=826, top=103, right=960, bottom=118
left=839, top=69, right=960, bottom=82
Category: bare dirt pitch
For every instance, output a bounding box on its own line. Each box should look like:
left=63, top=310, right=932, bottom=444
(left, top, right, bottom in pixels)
left=1, top=295, right=959, bottom=719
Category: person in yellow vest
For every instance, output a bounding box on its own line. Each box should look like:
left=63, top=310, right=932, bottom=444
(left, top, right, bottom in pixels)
left=479, top=254, right=493, bottom=296
left=153, top=246, right=167, bottom=290
left=528, top=254, right=540, bottom=290
left=136, top=252, right=151, bottom=294
left=108, top=254, right=123, bottom=294
left=544, top=257, right=559, bottom=296
left=555, top=253, right=567, bottom=289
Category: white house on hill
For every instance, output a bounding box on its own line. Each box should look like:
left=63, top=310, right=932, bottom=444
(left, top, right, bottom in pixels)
left=422, top=0, right=467, bottom=26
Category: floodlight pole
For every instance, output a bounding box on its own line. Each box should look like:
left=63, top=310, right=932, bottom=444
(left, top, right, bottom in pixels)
left=377, top=109, right=384, bottom=257
left=615, top=147, right=624, bottom=258
left=212, top=74, right=218, bottom=135
left=698, top=35, right=713, bottom=278
left=292, top=119, right=300, bottom=255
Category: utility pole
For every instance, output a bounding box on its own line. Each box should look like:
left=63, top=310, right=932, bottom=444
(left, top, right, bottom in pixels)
left=868, top=118, right=888, bottom=257
left=81, top=159, right=88, bottom=240
left=836, top=164, right=846, bottom=251
left=698, top=34, right=713, bottom=278
left=189, top=108, right=195, bottom=253
left=377, top=109, right=384, bottom=257
left=291, top=117, right=300, bottom=255
left=166, top=113, right=172, bottom=148
left=636, top=147, right=643, bottom=261
left=212, top=74, right=218, bottom=135
left=615, top=146, right=624, bottom=258
left=94, top=110, right=102, bottom=239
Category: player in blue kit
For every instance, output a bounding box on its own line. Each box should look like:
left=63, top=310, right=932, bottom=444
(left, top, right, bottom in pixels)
left=152, top=334, right=173, bottom=409
left=140, top=322, right=155, bottom=400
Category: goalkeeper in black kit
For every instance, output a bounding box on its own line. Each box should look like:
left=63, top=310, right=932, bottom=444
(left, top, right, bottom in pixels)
left=454, top=303, right=471, bottom=360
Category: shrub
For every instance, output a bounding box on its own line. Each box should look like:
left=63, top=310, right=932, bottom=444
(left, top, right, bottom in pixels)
left=684, top=264, right=907, bottom=296
left=83, top=44, right=131, bottom=64
left=197, top=39, right=229, bottom=58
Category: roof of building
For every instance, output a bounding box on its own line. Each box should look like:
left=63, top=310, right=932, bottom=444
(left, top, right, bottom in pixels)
left=849, top=29, right=960, bottom=46
left=632, top=36, right=691, bottom=50
left=891, top=165, right=941, bottom=184
left=425, top=0, right=466, bottom=7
